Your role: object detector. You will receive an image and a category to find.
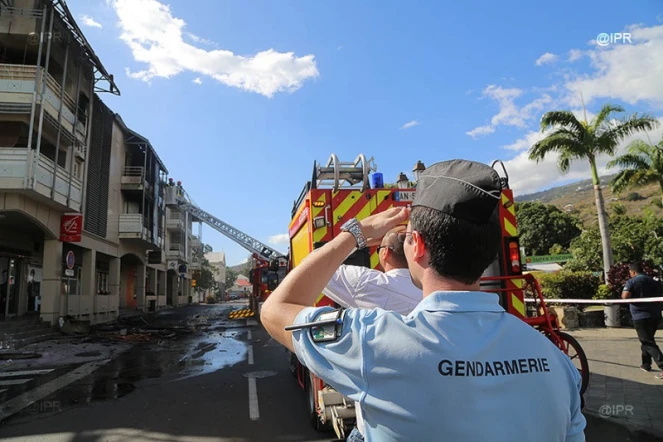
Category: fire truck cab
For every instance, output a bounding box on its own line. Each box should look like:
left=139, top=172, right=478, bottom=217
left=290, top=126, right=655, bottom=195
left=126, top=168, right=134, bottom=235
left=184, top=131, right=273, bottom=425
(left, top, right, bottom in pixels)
left=285, top=154, right=525, bottom=439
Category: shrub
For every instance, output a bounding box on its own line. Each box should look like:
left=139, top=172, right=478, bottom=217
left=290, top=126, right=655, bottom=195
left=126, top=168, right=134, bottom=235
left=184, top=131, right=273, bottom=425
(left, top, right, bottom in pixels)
left=537, top=271, right=601, bottom=300
left=606, top=261, right=655, bottom=297
left=612, top=203, right=626, bottom=215
left=626, top=192, right=643, bottom=201
left=593, top=284, right=613, bottom=300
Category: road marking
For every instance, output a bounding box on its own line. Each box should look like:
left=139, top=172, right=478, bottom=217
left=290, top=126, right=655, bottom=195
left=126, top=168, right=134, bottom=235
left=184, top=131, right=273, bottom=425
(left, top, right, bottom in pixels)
left=247, top=329, right=252, bottom=340
left=0, top=379, right=32, bottom=386
left=0, top=369, right=54, bottom=378
left=248, top=377, right=259, bottom=421
left=0, top=358, right=115, bottom=423
left=0, top=389, right=7, bottom=394
left=248, top=345, right=254, bottom=365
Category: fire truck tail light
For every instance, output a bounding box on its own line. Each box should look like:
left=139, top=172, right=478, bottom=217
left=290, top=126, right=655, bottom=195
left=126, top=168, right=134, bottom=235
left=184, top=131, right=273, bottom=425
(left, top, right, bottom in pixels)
left=508, top=241, right=521, bottom=273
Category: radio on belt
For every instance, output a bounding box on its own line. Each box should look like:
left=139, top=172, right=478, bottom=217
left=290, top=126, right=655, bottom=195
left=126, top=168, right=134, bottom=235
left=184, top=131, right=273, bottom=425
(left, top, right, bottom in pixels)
left=284, top=308, right=345, bottom=343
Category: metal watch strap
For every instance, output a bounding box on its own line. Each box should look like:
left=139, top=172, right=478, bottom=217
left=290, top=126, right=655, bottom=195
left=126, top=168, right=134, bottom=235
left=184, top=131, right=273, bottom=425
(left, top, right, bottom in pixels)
left=341, top=218, right=367, bottom=249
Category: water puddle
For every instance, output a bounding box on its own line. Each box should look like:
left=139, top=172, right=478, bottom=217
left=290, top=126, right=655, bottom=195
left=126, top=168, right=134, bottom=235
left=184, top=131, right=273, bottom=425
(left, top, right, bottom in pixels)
left=172, top=330, right=248, bottom=381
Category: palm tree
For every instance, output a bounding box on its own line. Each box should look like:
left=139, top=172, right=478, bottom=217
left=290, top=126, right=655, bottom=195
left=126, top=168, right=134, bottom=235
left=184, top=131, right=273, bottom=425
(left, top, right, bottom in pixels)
left=528, top=104, right=660, bottom=280
left=607, top=137, right=663, bottom=205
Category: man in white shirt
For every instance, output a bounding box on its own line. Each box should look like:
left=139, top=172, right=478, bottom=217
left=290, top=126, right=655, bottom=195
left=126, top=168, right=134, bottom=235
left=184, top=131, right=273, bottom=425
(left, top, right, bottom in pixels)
left=322, top=226, right=422, bottom=316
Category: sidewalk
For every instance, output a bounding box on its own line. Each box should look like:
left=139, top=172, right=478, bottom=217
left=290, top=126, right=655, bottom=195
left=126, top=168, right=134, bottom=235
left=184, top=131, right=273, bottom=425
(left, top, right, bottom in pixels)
left=569, top=328, right=663, bottom=436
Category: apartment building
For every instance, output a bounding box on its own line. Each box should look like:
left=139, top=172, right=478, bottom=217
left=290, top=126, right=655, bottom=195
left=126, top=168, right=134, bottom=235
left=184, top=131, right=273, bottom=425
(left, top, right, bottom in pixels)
left=205, top=251, right=226, bottom=295
left=164, top=184, right=200, bottom=305
left=0, top=0, right=196, bottom=325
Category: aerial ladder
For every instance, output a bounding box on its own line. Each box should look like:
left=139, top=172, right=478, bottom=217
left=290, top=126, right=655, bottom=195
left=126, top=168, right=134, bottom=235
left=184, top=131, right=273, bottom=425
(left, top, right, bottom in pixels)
left=165, top=185, right=287, bottom=315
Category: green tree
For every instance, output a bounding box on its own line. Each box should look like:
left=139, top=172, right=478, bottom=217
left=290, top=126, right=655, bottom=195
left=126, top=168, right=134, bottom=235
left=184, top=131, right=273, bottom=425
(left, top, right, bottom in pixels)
left=192, top=243, right=218, bottom=291
left=607, top=137, right=663, bottom=205
left=515, top=202, right=582, bottom=256
left=225, top=267, right=238, bottom=290
left=566, top=215, right=663, bottom=271
left=238, top=255, right=254, bottom=278
left=528, top=103, right=659, bottom=280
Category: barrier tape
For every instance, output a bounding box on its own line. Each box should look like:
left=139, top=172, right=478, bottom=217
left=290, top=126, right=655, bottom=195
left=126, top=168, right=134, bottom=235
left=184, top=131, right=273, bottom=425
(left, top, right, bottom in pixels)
left=524, top=297, right=663, bottom=305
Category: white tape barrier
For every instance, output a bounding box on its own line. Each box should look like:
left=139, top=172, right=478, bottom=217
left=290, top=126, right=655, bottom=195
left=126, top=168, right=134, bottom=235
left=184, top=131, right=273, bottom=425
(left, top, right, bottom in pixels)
left=524, top=297, right=663, bottom=305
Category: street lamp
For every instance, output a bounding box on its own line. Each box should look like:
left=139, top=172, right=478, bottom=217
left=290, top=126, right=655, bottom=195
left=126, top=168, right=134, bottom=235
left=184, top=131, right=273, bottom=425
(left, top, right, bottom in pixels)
left=412, top=160, right=426, bottom=182
left=397, top=172, right=409, bottom=189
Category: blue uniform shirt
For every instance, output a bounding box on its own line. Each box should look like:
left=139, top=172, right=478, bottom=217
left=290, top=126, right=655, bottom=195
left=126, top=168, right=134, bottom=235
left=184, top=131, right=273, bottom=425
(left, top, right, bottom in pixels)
left=291, top=291, right=586, bottom=442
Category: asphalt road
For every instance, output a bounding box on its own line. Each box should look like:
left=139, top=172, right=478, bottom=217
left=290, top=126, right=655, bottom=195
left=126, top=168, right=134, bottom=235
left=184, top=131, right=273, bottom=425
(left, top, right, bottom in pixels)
left=0, top=304, right=661, bottom=441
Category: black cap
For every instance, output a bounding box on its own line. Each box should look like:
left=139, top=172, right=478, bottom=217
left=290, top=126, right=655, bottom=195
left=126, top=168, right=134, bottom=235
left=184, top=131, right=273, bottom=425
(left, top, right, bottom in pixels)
left=412, top=159, right=502, bottom=223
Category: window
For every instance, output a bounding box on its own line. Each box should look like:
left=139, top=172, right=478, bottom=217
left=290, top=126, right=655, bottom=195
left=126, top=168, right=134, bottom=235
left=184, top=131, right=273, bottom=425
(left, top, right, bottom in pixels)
left=96, top=271, right=109, bottom=295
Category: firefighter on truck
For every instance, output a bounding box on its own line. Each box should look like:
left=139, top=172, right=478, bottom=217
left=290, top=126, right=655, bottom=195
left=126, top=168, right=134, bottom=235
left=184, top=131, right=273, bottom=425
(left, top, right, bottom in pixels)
left=262, top=158, right=585, bottom=442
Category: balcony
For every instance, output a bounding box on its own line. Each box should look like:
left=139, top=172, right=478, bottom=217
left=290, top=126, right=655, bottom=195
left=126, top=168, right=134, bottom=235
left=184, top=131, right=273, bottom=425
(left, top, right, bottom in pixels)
left=0, top=147, right=83, bottom=212
left=121, top=167, right=147, bottom=191
left=166, top=212, right=184, bottom=231
left=167, top=244, right=185, bottom=261
left=119, top=214, right=164, bottom=249
left=190, top=234, right=202, bottom=250
left=0, top=64, right=87, bottom=146
left=189, top=257, right=201, bottom=271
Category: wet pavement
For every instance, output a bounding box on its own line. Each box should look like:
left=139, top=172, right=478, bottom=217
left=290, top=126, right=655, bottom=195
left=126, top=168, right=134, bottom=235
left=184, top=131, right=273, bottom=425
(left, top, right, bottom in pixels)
left=0, top=303, right=661, bottom=441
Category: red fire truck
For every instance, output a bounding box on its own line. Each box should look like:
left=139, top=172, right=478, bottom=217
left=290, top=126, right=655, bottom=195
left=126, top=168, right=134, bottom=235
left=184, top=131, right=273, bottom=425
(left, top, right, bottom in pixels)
left=285, top=154, right=589, bottom=439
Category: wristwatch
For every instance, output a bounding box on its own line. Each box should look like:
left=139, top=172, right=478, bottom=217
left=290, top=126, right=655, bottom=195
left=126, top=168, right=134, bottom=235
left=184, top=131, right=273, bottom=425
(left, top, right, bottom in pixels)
left=340, top=218, right=368, bottom=249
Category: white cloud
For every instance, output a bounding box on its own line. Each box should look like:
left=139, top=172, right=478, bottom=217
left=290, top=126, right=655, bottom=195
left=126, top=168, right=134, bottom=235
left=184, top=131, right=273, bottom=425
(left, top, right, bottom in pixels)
left=466, top=125, right=495, bottom=138
left=193, top=77, right=202, bottom=85
left=81, top=15, right=102, bottom=28
left=186, top=32, right=216, bottom=47
left=563, top=24, right=663, bottom=108
left=568, top=49, right=585, bottom=62
left=501, top=130, right=547, bottom=152
left=466, top=85, right=553, bottom=138
left=109, top=0, right=319, bottom=98
left=535, top=52, right=558, bottom=66
left=400, top=120, right=421, bottom=130
left=268, top=233, right=289, bottom=245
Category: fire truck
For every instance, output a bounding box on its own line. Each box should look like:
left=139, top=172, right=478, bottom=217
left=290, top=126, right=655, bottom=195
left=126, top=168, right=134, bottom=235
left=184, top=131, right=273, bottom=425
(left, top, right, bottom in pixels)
left=284, top=153, right=532, bottom=439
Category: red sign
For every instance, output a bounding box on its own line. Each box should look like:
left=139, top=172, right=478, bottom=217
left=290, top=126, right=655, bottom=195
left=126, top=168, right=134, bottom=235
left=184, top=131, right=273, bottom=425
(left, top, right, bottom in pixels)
left=60, top=213, right=83, bottom=242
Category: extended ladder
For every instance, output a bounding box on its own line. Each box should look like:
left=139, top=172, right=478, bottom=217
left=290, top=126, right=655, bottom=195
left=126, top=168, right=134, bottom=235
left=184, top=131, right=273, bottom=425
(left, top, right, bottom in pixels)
left=178, top=202, right=285, bottom=262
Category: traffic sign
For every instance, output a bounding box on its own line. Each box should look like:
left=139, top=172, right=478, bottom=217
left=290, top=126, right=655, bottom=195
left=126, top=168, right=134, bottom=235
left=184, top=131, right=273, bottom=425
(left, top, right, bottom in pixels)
left=66, top=251, right=75, bottom=269
left=524, top=254, right=574, bottom=264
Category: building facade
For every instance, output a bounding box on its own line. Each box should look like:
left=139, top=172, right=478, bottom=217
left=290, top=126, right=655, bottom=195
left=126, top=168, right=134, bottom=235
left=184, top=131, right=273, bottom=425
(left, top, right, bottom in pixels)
left=205, top=251, right=226, bottom=296
left=0, top=0, right=197, bottom=325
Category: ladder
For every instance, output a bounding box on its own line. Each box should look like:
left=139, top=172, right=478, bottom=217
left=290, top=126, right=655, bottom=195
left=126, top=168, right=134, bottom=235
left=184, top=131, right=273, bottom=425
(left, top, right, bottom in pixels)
left=178, top=203, right=285, bottom=262
left=314, top=153, right=377, bottom=192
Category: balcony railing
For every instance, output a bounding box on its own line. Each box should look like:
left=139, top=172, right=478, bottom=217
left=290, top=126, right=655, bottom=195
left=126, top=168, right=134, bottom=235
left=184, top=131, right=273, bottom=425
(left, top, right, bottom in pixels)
left=0, top=64, right=86, bottom=143
left=190, top=234, right=202, bottom=250
left=166, top=212, right=184, bottom=231
left=119, top=213, right=146, bottom=234
left=121, top=166, right=145, bottom=188
left=167, top=244, right=185, bottom=260
left=0, top=147, right=82, bottom=211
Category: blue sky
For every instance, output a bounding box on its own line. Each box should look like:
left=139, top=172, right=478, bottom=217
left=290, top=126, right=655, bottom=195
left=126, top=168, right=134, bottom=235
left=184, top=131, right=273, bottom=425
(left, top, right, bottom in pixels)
left=67, top=0, right=663, bottom=266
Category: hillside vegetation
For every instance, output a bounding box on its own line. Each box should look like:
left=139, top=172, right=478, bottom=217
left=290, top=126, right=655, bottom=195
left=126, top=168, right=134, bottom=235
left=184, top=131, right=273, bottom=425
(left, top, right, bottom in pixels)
left=514, top=175, right=663, bottom=226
